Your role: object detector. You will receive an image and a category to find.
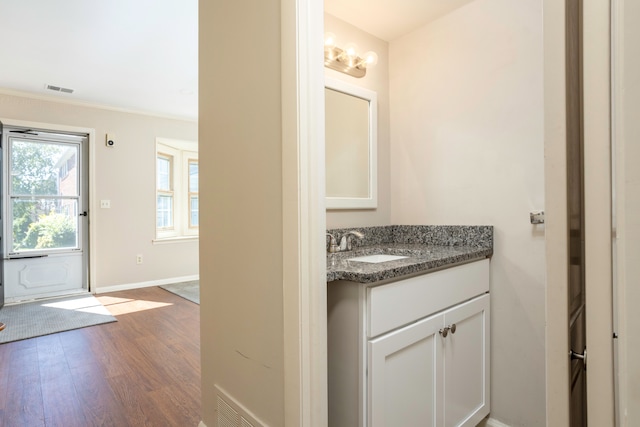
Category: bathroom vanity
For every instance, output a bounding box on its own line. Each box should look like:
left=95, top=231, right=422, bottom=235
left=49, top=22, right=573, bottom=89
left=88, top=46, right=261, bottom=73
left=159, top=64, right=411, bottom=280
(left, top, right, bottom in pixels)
left=327, top=225, right=492, bottom=427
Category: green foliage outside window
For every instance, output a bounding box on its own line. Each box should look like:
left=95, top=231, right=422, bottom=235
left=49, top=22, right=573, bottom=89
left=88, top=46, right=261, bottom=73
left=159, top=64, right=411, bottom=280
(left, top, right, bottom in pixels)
left=11, top=140, right=77, bottom=251
left=19, top=208, right=76, bottom=250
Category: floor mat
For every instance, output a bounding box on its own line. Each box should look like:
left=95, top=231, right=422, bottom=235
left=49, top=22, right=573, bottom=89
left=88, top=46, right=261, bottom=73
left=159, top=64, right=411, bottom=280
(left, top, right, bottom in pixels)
left=159, top=281, right=200, bottom=304
left=0, top=294, right=117, bottom=344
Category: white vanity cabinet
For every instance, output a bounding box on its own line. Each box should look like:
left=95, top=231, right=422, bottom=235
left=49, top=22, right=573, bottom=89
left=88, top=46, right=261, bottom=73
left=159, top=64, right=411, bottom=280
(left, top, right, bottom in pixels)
left=328, top=259, right=490, bottom=427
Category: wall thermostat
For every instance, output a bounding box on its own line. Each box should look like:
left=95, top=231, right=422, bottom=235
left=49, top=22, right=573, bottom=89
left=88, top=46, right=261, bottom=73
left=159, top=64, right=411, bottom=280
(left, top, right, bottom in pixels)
left=106, top=133, right=115, bottom=147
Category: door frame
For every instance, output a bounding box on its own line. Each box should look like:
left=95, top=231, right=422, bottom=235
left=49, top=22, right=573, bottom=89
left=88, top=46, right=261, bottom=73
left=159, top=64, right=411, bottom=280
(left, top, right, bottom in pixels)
left=582, top=0, right=615, bottom=424
left=0, top=118, right=97, bottom=293
left=281, top=0, right=328, bottom=425
left=611, top=0, right=640, bottom=425
left=544, top=0, right=615, bottom=425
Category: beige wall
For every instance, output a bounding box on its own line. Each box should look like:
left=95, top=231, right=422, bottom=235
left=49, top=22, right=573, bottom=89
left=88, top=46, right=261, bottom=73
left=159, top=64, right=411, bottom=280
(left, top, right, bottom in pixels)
left=388, top=0, right=546, bottom=425
left=324, top=14, right=391, bottom=229
left=199, top=0, right=285, bottom=425
left=0, top=92, right=199, bottom=289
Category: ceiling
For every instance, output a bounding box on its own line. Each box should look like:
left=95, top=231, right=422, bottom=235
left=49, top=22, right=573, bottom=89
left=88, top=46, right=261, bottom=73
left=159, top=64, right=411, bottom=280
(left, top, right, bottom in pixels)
left=0, top=0, right=472, bottom=121
left=324, top=0, right=476, bottom=41
left=0, top=0, right=198, bottom=120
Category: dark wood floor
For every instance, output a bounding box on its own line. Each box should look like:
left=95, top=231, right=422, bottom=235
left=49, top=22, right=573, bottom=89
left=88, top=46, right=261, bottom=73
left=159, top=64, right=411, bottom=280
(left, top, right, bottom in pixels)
left=0, top=286, right=201, bottom=427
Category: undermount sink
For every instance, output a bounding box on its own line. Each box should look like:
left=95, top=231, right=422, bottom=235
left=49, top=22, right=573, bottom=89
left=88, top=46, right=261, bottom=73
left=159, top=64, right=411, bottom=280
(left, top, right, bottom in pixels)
left=348, top=254, right=409, bottom=263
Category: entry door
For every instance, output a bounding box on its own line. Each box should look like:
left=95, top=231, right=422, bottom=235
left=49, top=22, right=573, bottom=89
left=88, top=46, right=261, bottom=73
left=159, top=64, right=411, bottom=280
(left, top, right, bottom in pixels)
left=2, top=128, right=88, bottom=302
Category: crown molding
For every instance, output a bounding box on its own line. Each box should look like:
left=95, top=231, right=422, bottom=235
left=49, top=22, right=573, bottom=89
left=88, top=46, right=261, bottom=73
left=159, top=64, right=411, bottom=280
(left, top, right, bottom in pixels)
left=0, top=87, right=197, bottom=123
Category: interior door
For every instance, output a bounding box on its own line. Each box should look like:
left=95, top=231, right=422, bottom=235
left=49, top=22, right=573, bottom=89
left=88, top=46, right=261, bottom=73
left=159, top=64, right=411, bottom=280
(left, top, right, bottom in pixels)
left=2, top=127, right=88, bottom=302
left=566, top=0, right=588, bottom=425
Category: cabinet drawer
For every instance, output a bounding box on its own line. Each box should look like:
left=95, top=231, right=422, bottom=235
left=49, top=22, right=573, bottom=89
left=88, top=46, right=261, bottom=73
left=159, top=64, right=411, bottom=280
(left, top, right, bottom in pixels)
left=367, top=259, right=489, bottom=337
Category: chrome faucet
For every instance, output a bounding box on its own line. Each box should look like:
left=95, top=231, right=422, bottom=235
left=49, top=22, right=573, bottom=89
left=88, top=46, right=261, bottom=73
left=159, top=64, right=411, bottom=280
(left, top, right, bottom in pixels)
left=338, top=230, right=364, bottom=252
left=327, top=233, right=339, bottom=253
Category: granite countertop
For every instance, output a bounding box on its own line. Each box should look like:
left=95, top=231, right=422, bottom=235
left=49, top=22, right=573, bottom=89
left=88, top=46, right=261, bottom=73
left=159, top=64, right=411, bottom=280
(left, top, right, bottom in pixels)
left=326, top=225, right=493, bottom=283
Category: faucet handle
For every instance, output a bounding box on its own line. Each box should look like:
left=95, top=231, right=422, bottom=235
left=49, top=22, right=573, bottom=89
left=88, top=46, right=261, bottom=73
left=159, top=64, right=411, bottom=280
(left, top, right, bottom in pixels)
left=327, top=233, right=339, bottom=253
left=340, top=230, right=365, bottom=251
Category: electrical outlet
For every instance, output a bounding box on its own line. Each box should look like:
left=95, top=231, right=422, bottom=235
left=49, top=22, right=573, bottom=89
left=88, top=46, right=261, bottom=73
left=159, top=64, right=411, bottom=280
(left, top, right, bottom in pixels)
left=136, top=254, right=143, bottom=264
left=100, top=200, right=111, bottom=209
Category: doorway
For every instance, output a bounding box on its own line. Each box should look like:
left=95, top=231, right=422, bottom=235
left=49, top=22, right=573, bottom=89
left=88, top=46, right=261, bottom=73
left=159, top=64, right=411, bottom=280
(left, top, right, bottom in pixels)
left=1, top=125, right=89, bottom=303
left=545, top=0, right=615, bottom=424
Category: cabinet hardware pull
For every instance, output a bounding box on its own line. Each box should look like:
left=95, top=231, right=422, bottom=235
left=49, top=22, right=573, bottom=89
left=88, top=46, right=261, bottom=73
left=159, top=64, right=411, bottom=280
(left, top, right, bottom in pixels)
left=439, top=327, right=450, bottom=338
left=450, top=324, right=457, bottom=334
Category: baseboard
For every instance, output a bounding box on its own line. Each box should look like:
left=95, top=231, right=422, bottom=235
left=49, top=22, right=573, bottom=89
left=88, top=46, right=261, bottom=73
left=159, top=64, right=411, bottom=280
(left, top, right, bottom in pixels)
left=199, top=412, right=507, bottom=427
left=94, top=275, right=199, bottom=294
left=480, top=417, right=513, bottom=427
left=197, top=412, right=508, bottom=427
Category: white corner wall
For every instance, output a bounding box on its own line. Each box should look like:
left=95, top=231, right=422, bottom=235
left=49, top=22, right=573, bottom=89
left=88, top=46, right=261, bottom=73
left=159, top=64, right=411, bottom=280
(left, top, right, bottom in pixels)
left=388, top=0, right=546, bottom=425
left=324, top=14, right=391, bottom=229
left=0, top=92, right=199, bottom=290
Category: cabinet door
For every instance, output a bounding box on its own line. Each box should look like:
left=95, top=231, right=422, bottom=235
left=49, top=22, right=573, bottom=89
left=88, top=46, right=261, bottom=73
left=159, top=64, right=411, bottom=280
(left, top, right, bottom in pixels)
left=442, top=294, right=490, bottom=427
left=368, top=313, right=444, bottom=427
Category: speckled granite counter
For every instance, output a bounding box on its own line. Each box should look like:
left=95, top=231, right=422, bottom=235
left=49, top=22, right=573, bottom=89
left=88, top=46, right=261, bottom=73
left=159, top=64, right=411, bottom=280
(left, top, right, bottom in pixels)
left=326, top=225, right=493, bottom=283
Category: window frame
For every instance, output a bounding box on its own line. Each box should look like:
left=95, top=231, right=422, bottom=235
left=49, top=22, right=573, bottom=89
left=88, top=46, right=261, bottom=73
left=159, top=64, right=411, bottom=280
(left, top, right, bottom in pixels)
left=156, top=152, right=175, bottom=232
left=155, top=138, right=198, bottom=240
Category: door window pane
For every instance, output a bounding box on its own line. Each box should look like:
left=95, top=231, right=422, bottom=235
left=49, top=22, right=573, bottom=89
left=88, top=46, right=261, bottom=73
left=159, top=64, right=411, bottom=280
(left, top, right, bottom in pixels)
left=12, top=199, right=78, bottom=251
left=11, top=140, right=79, bottom=196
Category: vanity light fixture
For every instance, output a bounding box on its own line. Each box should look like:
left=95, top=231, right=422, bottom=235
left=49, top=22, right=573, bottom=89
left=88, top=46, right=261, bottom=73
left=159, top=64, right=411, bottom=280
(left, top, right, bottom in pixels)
left=324, top=32, right=378, bottom=78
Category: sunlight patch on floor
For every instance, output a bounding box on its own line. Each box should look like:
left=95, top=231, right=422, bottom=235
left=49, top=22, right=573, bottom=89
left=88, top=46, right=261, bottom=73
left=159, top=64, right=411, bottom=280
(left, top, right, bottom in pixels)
left=42, top=296, right=112, bottom=315
left=96, top=295, right=173, bottom=315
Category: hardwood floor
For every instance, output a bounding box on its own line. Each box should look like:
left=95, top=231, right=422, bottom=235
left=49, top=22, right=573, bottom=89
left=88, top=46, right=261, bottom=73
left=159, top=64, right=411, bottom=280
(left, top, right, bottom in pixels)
left=0, top=286, right=201, bottom=427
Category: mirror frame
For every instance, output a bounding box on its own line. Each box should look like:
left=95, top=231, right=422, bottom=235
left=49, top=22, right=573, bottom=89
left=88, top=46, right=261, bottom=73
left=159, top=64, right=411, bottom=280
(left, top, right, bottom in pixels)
left=325, top=77, right=378, bottom=209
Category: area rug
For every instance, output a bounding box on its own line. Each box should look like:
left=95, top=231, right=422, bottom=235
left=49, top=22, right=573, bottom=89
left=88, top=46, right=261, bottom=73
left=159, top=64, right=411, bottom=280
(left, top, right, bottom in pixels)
left=159, top=281, right=200, bottom=304
left=0, top=294, right=116, bottom=344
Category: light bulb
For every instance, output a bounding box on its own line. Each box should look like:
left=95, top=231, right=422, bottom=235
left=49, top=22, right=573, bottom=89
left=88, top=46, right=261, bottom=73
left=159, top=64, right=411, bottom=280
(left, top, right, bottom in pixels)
left=361, top=51, right=378, bottom=67
left=343, top=42, right=359, bottom=59
left=324, top=32, right=337, bottom=49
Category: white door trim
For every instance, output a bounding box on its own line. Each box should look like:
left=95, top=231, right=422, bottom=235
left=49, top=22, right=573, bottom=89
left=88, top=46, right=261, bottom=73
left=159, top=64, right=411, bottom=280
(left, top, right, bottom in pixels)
left=583, top=0, right=616, bottom=424
left=610, top=0, right=640, bottom=425
left=0, top=118, right=96, bottom=294
left=543, top=0, right=571, bottom=424
left=281, top=0, right=327, bottom=426
left=544, top=0, right=616, bottom=424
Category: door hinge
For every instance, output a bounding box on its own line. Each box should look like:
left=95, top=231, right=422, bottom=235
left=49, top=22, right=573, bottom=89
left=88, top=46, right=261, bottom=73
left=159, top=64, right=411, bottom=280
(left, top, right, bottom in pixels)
left=570, top=348, right=587, bottom=370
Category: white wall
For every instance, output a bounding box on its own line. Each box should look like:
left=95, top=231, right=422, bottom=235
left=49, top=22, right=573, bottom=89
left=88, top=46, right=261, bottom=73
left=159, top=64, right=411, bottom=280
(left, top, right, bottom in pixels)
left=324, top=14, right=391, bottom=229
left=0, top=92, right=199, bottom=290
left=388, top=0, right=546, bottom=425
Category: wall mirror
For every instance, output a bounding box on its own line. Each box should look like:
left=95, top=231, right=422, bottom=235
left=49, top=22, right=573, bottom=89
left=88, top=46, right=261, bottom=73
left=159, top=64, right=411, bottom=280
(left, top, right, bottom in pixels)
left=325, top=77, right=377, bottom=209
